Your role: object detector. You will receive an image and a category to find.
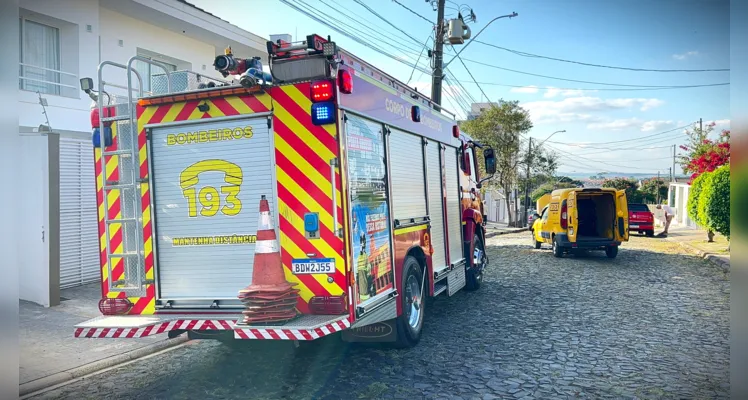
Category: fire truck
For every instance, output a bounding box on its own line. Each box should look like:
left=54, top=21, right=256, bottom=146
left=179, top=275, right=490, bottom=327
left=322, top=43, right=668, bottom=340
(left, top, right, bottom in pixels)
left=75, top=34, right=496, bottom=348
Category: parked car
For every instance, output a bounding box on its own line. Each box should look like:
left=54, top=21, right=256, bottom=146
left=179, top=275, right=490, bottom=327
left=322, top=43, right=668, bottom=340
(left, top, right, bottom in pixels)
left=527, top=209, right=537, bottom=226
left=628, top=203, right=655, bottom=237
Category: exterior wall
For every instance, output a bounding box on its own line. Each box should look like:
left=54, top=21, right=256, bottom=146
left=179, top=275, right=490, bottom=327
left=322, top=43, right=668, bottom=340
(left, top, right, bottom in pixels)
left=18, top=0, right=100, bottom=134
left=98, top=7, right=224, bottom=91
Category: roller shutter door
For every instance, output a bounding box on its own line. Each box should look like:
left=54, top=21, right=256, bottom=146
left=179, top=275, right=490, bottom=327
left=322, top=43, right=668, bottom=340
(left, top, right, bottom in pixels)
left=444, top=146, right=463, bottom=264
left=426, top=140, right=447, bottom=270
left=59, top=137, right=100, bottom=288
left=388, top=128, right=426, bottom=221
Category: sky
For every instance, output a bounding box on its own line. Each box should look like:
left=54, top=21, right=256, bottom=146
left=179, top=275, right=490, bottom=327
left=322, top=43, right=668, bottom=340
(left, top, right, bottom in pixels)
left=188, top=0, right=730, bottom=175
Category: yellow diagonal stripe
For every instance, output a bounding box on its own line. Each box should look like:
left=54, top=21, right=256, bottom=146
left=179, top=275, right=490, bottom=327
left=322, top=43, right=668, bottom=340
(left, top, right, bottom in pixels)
left=277, top=198, right=344, bottom=273
left=282, top=85, right=336, bottom=137
left=225, top=96, right=254, bottom=115
left=276, top=168, right=336, bottom=233
left=161, top=102, right=186, bottom=123
left=278, top=229, right=343, bottom=296
left=272, top=102, right=335, bottom=162
left=275, top=134, right=341, bottom=206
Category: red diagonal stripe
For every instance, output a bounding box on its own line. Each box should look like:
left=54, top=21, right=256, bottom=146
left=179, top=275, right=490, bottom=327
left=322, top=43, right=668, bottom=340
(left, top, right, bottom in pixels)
left=276, top=183, right=343, bottom=253
left=219, top=320, right=232, bottom=330
left=98, top=328, right=111, bottom=338
left=142, top=326, right=154, bottom=337
left=299, top=330, right=313, bottom=340
left=129, top=284, right=155, bottom=315
left=148, top=104, right=173, bottom=125
left=236, top=329, right=249, bottom=339
left=176, top=101, right=199, bottom=121
left=267, top=330, right=281, bottom=340
left=270, top=87, right=337, bottom=154
left=210, top=97, right=239, bottom=116
left=113, top=328, right=124, bottom=337
left=274, top=117, right=341, bottom=187
left=240, top=95, right=270, bottom=113
left=314, top=328, right=325, bottom=337
left=74, top=328, right=83, bottom=337
left=250, top=329, right=263, bottom=339
left=276, top=151, right=343, bottom=223
left=279, top=215, right=346, bottom=290
left=126, top=329, right=137, bottom=338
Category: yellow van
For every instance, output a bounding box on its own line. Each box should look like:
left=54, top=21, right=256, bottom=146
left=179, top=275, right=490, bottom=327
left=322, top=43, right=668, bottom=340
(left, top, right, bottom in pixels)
left=531, top=188, right=629, bottom=258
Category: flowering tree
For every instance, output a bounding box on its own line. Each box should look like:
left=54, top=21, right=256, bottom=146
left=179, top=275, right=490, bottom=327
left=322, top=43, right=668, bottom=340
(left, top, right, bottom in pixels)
left=678, top=121, right=730, bottom=182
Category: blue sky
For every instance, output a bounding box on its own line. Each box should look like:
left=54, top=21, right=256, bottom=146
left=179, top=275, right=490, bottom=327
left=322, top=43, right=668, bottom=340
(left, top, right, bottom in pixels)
left=189, top=0, right=730, bottom=175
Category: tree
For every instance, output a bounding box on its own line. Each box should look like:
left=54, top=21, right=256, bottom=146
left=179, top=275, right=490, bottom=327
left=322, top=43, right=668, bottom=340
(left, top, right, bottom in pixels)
left=699, top=166, right=730, bottom=240
left=531, top=181, right=576, bottom=202
left=678, top=122, right=730, bottom=182
left=462, top=100, right=533, bottom=226
left=518, top=145, right=560, bottom=207
left=557, top=176, right=583, bottom=186
left=639, top=178, right=668, bottom=203
left=601, top=177, right=643, bottom=203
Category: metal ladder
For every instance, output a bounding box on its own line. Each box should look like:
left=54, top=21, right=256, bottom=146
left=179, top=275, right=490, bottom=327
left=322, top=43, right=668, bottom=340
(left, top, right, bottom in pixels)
left=97, top=57, right=172, bottom=295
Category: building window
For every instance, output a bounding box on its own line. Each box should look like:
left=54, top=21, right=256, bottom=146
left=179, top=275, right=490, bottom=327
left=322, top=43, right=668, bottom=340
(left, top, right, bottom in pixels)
left=19, top=18, right=61, bottom=95
left=135, top=56, right=177, bottom=93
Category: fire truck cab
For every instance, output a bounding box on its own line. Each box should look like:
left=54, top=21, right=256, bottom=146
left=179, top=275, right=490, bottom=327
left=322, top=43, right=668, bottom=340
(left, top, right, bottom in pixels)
left=75, top=34, right=496, bottom=348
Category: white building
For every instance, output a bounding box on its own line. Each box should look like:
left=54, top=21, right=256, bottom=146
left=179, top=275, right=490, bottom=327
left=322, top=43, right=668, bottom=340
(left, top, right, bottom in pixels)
left=467, top=102, right=498, bottom=120
left=15, top=0, right=267, bottom=307
left=667, top=179, right=698, bottom=229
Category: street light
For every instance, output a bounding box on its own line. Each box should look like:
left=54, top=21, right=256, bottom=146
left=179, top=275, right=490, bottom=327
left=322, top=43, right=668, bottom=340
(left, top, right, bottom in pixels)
left=443, top=11, right=519, bottom=70
left=536, top=130, right=566, bottom=146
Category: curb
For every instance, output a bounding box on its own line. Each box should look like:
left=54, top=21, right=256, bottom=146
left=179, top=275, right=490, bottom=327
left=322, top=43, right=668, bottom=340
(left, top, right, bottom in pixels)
left=485, top=227, right=529, bottom=238
left=667, top=238, right=730, bottom=273
left=19, top=335, right=190, bottom=397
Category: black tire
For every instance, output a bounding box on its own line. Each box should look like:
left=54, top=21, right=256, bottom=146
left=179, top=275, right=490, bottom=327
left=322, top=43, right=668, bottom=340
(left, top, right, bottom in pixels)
left=606, top=245, right=619, bottom=259
left=394, top=256, right=425, bottom=348
left=534, top=234, right=542, bottom=250
left=645, top=230, right=655, bottom=237
left=552, top=236, right=564, bottom=258
left=466, top=233, right=486, bottom=291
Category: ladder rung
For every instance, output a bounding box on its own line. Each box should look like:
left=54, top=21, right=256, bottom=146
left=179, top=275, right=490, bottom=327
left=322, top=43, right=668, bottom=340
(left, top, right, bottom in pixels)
left=108, top=252, right=140, bottom=258
left=101, top=115, right=130, bottom=122
left=103, top=150, right=133, bottom=156
left=107, top=218, right=138, bottom=224
left=103, top=184, right=138, bottom=190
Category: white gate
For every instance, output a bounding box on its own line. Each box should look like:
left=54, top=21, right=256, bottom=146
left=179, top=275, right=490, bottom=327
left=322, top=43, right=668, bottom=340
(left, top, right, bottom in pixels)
left=59, top=137, right=100, bottom=288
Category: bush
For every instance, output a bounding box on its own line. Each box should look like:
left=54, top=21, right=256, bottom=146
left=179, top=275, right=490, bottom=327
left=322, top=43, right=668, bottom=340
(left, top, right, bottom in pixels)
left=702, top=165, right=730, bottom=239
left=687, top=172, right=708, bottom=226
left=696, top=171, right=714, bottom=227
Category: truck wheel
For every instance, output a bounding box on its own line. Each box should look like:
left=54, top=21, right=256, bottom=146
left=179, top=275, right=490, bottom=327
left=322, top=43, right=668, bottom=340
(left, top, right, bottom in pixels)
left=605, top=246, right=619, bottom=259
left=394, top=256, right=425, bottom=348
left=466, top=233, right=486, bottom=291
left=552, top=236, right=564, bottom=258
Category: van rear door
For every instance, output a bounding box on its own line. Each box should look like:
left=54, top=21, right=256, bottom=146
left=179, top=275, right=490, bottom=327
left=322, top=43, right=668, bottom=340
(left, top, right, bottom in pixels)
left=615, top=190, right=629, bottom=241
left=567, top=190, right=577, bottom=243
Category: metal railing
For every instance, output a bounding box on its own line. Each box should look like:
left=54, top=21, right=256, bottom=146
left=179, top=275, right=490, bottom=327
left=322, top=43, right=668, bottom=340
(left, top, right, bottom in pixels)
left=19, top=62, right=78, bottom=97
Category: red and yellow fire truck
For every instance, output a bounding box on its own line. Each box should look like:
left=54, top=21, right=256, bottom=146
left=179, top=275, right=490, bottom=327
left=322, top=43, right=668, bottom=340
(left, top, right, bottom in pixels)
left=75, top=34, right=496, bottom=347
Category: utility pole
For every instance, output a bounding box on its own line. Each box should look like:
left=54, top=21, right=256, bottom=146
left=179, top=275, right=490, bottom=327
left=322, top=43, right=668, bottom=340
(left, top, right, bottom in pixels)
left=431, top=0, right=446, bottom=108
left=672, top=144, right=676, bottom=181
left=524, top=138, right=532, bottom=227
left=699, top=117, right=703, bottom=133
left=656, top=171, right=661, bottom=204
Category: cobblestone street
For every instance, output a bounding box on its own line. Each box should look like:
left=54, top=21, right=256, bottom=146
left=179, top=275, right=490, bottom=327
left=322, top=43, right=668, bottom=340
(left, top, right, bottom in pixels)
left=32, top=233, right=730, bottom=400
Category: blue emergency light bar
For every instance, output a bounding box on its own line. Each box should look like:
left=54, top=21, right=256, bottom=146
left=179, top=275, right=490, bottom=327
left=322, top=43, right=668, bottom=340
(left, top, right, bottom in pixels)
left=311, top=102, right=336, bottom=125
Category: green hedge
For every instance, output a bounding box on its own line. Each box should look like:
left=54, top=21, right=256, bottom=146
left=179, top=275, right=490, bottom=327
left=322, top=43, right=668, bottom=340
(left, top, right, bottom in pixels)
left=687, top=173, right=708, bottom=226
left=702, top=166, right=730, bottom=239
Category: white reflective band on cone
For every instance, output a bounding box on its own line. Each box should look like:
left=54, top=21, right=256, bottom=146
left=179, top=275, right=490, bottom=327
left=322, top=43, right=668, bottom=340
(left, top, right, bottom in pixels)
left=258, top=212, right=274, bottom=230
left=255, top=238, right=279, bottom=254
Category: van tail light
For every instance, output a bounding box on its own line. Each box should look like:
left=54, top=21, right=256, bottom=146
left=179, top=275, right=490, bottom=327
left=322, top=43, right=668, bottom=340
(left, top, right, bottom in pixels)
left=309, top=295, right=347, bottom=315
left=560, top=200, right=568, bottom=229
left=98, top=298, right=133, bottom=315
left=338, top=69, right=353, bottom=94
left=310, top=80, right=334, bottom=102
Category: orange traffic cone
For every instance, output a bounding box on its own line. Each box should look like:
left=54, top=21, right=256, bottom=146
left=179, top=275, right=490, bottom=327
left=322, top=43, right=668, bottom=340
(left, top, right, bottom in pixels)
left=238, top=195, right=299, bottom=324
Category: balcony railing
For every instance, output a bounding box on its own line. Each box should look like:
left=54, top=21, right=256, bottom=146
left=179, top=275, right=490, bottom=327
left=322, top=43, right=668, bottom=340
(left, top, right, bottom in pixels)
left=19, top=62, right=78, bottom=98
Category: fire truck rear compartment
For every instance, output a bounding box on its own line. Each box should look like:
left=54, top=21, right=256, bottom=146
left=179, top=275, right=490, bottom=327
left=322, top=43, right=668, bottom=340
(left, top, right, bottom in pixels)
left=149, top=115, right=277, bottom=308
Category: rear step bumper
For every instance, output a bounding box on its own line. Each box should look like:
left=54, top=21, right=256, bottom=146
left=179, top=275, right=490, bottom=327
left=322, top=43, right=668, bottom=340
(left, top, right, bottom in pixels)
left=74, top=314, right=349, bottom=340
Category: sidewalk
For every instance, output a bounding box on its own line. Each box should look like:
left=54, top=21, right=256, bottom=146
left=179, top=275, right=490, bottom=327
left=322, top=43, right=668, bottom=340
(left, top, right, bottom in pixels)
left=662, top=225, right=730, bottom=271
left=20, top=283, right=186, bottom=396
left=484, top=221, right=529, bottom=238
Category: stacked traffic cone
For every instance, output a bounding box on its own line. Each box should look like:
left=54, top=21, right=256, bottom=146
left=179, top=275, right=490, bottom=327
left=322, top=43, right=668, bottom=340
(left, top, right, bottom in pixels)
left=238, top=195, right=299, bottom=324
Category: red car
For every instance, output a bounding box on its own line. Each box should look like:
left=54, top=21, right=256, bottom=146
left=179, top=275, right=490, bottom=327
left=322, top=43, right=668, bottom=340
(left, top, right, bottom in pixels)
left=628, top=203, right=655, bottom=237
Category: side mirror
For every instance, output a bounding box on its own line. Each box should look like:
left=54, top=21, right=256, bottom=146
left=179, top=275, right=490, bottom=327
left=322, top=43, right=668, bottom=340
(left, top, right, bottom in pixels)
left=80, top=77, right=94, bottom=93
left=483, top=148, right=496, bottom=175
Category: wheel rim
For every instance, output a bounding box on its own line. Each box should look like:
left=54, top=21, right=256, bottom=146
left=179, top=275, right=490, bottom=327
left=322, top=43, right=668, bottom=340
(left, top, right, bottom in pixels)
left=473, top=237, right=487, bottom=282
left=553, top=240, right=557, bottom=253
left=404, top=274, right=422, bottom=330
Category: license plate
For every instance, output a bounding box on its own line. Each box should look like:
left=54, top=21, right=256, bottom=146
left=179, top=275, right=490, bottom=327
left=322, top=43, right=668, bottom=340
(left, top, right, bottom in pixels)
left=630, top=224, right=639, bottom=229
left=292, top=258, right=335, bottom=275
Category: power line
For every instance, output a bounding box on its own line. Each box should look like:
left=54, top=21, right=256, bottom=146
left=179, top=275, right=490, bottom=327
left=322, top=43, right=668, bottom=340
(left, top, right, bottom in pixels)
left=451, top=47, right=491, bottom=103
left=391, top=0, right=433, bottom=24
left=474, top=41, right=730, bottom=73
left=547, top=144, right=671, bottom=171
left=460, top=57, right=731, bottom=88
left=545, top=124, right=691, bottom=146
left=453, top=80, right=733, bottom=91
left=353, top=0, right=424, bottom=46
left=407, top=34, right=433, bottom=84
